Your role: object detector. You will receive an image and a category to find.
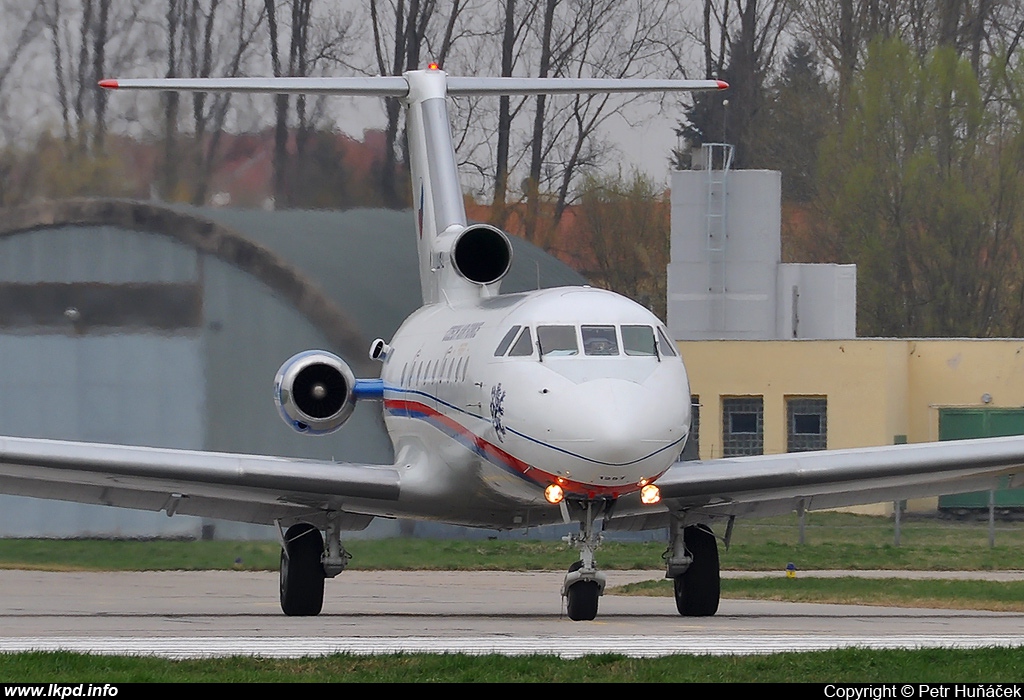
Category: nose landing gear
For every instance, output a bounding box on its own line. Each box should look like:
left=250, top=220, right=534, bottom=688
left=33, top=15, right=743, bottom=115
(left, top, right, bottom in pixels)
left=561, top=500, right=609, bottom=621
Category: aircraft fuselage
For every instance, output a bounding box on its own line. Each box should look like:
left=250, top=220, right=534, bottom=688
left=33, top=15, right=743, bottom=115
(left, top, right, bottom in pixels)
left=376, top=285, right=691, bottom=527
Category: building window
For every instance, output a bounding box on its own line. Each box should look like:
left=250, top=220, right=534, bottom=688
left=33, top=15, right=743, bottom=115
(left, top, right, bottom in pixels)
left=690, top=395, right=700, bottom=452
left=723, top=396, right=763, bottom=457
left=680, top=395, right=700, bottom=461
left=787, top=397, right=827, bottom=452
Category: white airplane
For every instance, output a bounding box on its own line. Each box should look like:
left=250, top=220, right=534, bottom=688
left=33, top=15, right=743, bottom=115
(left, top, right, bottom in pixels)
left=2, top=67, right=1023, bottom=622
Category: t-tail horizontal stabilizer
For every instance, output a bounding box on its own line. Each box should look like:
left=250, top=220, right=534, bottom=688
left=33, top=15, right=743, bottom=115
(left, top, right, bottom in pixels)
left=101, top=70, right=727, bottom=305
left=99, top=76, right=728, bottom=96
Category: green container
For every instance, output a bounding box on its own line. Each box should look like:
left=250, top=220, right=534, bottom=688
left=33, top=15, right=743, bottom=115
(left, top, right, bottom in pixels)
left=938, top=408, right=1024, bottom=509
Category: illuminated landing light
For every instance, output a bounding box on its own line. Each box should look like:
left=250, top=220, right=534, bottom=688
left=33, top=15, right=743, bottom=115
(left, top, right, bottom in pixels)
left=640, top=483, right=661, bottom=505
left=544, top=484, right=564, bottom=504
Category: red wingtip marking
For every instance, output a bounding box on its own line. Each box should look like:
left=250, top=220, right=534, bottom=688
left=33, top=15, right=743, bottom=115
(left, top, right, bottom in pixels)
left=716, top=80, right=729, bottom=90
left=98, top=79, right=118, bottom=89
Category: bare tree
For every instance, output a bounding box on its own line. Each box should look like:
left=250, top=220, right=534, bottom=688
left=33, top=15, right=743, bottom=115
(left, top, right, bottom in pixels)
left=158, top=1, right=265, bottom=203
left=517, top=0, right=676, bottom=247
left=264, top=0, right=352, bottom=207
left=576, top=169, right=670, bottom=318
left=521, top=0, right=556, bottom=242
left=0, top=2, right=44, bottom=123
left=797, top=0, right=1024, bottom=112
left=39, top=0, right=148, bottom=155
left=677, top=0, right=794, bottom=168
left=162, top=0, right=182, bottom=197
left=493, top=0, right=528, bottom=215
left=369, top=0, right=468, bottom=207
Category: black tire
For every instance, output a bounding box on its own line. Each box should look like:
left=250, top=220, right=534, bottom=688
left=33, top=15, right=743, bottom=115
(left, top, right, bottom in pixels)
left=565, top=561, right=599, bottom=621
left=566, top=581, right=600, bottom=621
left=280, top=523, right=325, bottom=616
left=673, top=524, right=720, bottom=617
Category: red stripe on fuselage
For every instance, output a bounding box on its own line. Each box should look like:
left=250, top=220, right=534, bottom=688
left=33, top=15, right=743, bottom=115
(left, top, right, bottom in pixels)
left=384, top=397, right=636, bottom=498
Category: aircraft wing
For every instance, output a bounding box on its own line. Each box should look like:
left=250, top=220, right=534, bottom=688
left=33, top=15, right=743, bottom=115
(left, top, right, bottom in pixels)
left=0, top=435, right=400, bottom=527
left=648, top=435, right=1024, bottom=521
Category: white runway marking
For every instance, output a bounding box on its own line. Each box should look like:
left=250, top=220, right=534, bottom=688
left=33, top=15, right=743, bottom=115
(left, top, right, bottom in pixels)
left=2, top=635, right=1023, bottom=658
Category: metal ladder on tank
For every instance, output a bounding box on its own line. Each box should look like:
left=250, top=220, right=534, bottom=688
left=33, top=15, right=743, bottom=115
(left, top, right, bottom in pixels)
left=702, top=143, right=733, bottom=333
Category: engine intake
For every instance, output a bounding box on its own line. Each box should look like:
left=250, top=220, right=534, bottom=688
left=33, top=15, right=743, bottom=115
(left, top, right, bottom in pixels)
left=274, top=350, right=357, bottom=435
left=451, top=224, right=513, bottom=286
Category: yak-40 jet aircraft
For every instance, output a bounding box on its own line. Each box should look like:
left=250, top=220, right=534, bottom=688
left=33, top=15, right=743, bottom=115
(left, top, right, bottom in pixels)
left=0, top=67, right=1023, bottom=621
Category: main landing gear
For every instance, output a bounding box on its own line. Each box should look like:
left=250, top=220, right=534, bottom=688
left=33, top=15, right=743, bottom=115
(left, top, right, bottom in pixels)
left=562, top=500, right=608, bottom=621
left=278, top=516, right=351, bottom=616
left=665, top=517, right=720, bottom=616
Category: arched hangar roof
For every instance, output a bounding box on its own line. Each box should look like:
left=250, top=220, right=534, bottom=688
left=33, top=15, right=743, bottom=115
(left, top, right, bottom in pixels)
left=0, top=199, right=589, bottom=363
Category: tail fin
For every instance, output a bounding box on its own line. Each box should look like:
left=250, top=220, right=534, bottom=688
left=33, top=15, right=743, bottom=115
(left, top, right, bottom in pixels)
left=102, top=70, right=726, bottom=305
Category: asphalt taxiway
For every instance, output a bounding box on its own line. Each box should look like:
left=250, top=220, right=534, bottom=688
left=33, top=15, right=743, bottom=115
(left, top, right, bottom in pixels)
left=1, top=570, right=1022, bottom=657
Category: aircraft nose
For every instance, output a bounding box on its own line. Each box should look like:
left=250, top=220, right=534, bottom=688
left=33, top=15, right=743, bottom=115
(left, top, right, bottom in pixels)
left=547, top=378, right=688, bottom=464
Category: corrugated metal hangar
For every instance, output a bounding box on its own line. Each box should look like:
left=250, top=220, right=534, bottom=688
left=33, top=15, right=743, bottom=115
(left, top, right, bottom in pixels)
left=0, top=199, right=586, bottom=537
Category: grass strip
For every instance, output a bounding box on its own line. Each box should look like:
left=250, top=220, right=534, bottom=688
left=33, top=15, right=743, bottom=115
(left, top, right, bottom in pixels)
left=612, top=576, right=1024, bottom=611
left=1, top=648, right=1024, bottom=682
left=2, top=512, right=1024, bottom=572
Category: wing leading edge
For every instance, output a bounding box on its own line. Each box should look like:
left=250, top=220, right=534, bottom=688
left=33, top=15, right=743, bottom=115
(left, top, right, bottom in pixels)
left=650, top=435, right=1024, bottom=520
left=0, top=436, right=401, bottom=526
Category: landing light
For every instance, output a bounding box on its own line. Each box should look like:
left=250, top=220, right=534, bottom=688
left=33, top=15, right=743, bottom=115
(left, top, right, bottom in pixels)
left=544, top=484, right=564, bottom=504
left=640, top=483, right=661, bottom=505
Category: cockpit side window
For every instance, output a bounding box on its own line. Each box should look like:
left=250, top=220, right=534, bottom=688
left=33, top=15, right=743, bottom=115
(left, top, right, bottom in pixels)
left=582, top=325, right=619, bottom=356
left=508, top=327, right=534, bottom=356
left=657, top=327, right=678, bottom=357
left=622, top=325, right=657, bottom=356
left=537, top=325, right=578, bottom=356
left=494, top=325, right=521, bottom=356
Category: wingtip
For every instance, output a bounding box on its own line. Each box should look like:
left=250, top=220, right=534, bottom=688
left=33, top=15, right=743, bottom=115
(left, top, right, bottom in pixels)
left=716, top=80, right=729, bottom=90
left=98, top=79, right=118, bottom=90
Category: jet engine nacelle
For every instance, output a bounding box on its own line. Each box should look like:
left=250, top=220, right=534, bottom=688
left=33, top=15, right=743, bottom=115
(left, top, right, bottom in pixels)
left=274, top=350, right=357, bottom=435
left=451, top=224, right=513, bottom=286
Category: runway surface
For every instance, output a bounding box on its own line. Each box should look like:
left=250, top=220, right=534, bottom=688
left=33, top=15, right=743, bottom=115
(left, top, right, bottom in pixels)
left=1, top=569, right=1023, bottom=657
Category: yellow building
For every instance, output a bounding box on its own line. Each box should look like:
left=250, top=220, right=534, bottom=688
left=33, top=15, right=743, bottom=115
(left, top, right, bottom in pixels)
left=678, top=339, right=1024, bottom=512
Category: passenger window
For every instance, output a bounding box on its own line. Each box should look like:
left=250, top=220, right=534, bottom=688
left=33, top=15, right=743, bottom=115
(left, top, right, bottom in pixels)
left=494, top=325, right=521, bottom=356
left=582, top=325, right=619, bottom=356
left=508, top=327, right=534, bottom=357
left=657, top=327, right=678, bottom=357
left=622, top=325, right=656, bottom=356
left=537, top=325, right=578, bottom=356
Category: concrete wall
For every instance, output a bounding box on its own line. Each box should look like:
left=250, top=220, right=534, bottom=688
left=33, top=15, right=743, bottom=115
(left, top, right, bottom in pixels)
left=776, top=263, right=857, bottom=339
left=679, top=338, right=1024, bottom=512
left=680, top=338, right=1024, bottom=458
left=669, top=169, right=782, bottom=339
left=668, top=166, right=856, bottom=341
left=680, top=340, right=908, bottom=457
